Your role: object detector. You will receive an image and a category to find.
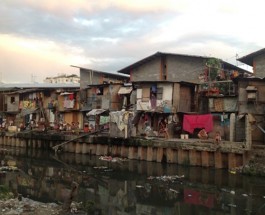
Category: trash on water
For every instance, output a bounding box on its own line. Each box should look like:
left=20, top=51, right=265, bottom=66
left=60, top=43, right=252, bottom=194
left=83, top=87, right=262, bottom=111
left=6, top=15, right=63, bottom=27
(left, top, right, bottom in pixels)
left=147, top=175, right=184, bottom=182
left=99, top=156, right=127, bottom=162
left=230, top=190, right=235, bottom=195
left=169, top=188, right=179, bottom=194
left=229, top=170, right=236, bottom=174
left=93, top=166, right=108, bottom=169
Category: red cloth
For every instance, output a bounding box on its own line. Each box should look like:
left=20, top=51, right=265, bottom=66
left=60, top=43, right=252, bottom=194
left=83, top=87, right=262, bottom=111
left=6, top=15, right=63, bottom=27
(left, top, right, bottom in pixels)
left=184, top=188, right=215, bottom=208
left=69, top=94, right=74, bottom=100
left=183, top=114, right=213, bottom=133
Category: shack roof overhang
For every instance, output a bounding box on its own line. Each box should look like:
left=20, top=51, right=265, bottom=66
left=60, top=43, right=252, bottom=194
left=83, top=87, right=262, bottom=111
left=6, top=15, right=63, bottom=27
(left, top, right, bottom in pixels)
left=131, top=80, right=198, bottom=86
left=232, top=76, right=265, bottom=84
left=71, top=65, right=129, bottom=79
left=86, top=82, right=125, bottom=88
left=237, top=48, right=265, bottom=66
left=0, top=83, right=80, bottom=91
left=117, top=51, right=250, bottom=75
left=4, top=88, right=79, bottom=95
left=4, top=88, right=43, bottom=95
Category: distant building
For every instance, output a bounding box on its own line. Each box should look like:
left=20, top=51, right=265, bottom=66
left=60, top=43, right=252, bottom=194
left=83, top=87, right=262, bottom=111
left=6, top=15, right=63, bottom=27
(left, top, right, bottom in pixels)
left=44, top=74, right=80, bottom=84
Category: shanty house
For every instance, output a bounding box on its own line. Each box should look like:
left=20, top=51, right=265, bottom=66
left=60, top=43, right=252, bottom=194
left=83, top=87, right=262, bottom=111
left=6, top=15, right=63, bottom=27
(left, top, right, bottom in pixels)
left=237, top=48, right=265, bottom=145
left=73, top=66, right=130, bottom=133
left=1, top=83, right=80, bottom=132
left=118, top=52, right=249, bottom=139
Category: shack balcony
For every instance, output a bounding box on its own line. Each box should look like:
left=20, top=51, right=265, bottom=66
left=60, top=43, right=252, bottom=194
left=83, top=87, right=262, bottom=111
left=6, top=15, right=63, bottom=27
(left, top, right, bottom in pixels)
left=57, top=98, right=79, bottom=112
left=82, top=96, right=122, bottom=111
left=198, top=80, right=237, bottom=97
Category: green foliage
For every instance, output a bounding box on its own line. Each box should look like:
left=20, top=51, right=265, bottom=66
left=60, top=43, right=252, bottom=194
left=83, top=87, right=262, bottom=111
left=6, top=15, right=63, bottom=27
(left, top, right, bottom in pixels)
left=206, top=58, right=222, bottom=81
left=0, top=185, right=14, bottom=200
left=82, top=200, right=96, bottom=213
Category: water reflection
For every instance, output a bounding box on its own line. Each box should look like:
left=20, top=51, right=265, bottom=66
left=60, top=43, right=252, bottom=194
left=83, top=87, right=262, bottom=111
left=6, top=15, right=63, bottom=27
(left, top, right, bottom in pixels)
left=0, top=147, right=265, bottom=215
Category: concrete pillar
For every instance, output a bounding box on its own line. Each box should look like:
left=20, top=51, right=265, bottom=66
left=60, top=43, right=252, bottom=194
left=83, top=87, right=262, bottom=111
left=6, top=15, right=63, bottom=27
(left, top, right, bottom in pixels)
left=111, top=145, right=118, bottom=156
left=68, top=142, right=75, bottom=153
left=37, top=140, right=42, bottom=149
left=96, top=144, right=102, bottom=155
left=11, top=137, right=16, bottom=146
left=128, top=146, right=136, bottom=159
left=102, top=145, right=108, bottom=156
left=7, top=136, right=11, bottom=145
left=229, top=113, right=236, bottom=142
left=75, top=142, right=82, bottom=154
left=21, top=139, right=26, bottom=148
left=0, top=136, right=3, bottom=145
left=3, top=136, right=7, bottom=145
left=138, top=147, right=147, bottom=160
left=121, top=145, right=127, bottom=158
left=166, top=148, right=174, bottom=163
left=147, top=147, right=153, bottom=161
left=178, top=149, right=188, bottom=165
left=137, top=147, right=142, bottom=160
left=189, top=150, right=198, bottom=166
left=156, top=147, right=163, bottom=162
left=245, top=114, right=252, bottom=149
left=201, top=151, right=210, bottom=167
left=228, top=153, right=236, bottom=169
left=82, top=143, right=87, bottom=154
left=15, top=138, right=20, bottom=147
left=214, top=151, right=223, bottom=169
left=90, top=144, right=96, bottom=155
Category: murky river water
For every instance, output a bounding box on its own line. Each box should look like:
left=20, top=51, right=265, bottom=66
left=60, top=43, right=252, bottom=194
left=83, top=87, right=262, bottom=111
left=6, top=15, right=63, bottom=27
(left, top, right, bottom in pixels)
left=0, top=146, right=265, bottom=215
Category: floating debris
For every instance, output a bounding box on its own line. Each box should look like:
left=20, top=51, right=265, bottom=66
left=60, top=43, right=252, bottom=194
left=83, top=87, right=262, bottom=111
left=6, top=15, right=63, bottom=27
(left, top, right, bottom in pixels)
left=0, top=166, right=18, bottom=172
left=230, top=190, right=235, bottom=195
left=242, top=193, right=248, bottom=197
left=147, top=175, right=184, bottom=182
left=169, top=188, right=179, bottom=194
left=228, top=203, right=237, bottom=208
left=104, top=169, right=113, bottom=172
left=229, top=170, right=236, bottom=174
left=99, top=156, right=113, bottom=161
left=93, top=166, right=108, bottom=169
left=99, top=156, right=128, bottom=163
left=136, top=185, right=144, bottom=188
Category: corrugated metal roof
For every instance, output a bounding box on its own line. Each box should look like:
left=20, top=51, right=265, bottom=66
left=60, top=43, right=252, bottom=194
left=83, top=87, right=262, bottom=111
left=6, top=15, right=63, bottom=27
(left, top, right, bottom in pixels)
left=118, top=87, right=133, bottom=94
left=71, top=65, right=129, bottom=78
left=117, top=52, right=251, bottom=74
left=0, top=83, right=80, bottom=90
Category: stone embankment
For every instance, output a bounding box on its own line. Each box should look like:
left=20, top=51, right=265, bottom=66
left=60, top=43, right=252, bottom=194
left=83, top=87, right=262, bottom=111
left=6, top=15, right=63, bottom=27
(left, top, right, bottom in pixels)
left=241, top=145, right=265, bottom=177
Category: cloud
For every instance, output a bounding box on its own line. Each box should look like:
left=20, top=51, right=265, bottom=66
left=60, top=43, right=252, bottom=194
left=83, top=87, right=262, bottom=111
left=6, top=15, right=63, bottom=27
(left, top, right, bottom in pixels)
left=0, top=0, right=263, bottom=82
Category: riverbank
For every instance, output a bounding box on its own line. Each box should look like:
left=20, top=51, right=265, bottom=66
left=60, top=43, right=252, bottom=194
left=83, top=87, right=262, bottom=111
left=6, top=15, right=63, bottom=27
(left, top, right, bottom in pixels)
left=0, top=197, right=62, bottom=215
left=0, top=196, right=92, bottom=215
left=241, top=146, right=265, bottom=177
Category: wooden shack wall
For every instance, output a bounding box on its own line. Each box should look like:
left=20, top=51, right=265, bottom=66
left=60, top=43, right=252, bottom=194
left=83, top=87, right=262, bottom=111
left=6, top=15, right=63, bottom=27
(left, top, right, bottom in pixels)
left=178, top=85, right=192, bottom=112
left=5, top=94, right=19, bottom=112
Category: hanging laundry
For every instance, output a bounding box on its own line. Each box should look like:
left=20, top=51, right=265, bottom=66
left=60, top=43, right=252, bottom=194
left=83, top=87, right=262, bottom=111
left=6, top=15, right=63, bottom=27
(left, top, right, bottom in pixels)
left=183, top=114, right=213, bottom=133
left=214, top=98, right=224, bottom=112
left=69, top=93, right=74, bottom=100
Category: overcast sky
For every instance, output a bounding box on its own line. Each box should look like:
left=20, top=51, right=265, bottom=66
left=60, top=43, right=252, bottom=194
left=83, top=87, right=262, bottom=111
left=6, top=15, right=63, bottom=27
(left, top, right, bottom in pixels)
left=0, top=0, right=263, bottom=83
